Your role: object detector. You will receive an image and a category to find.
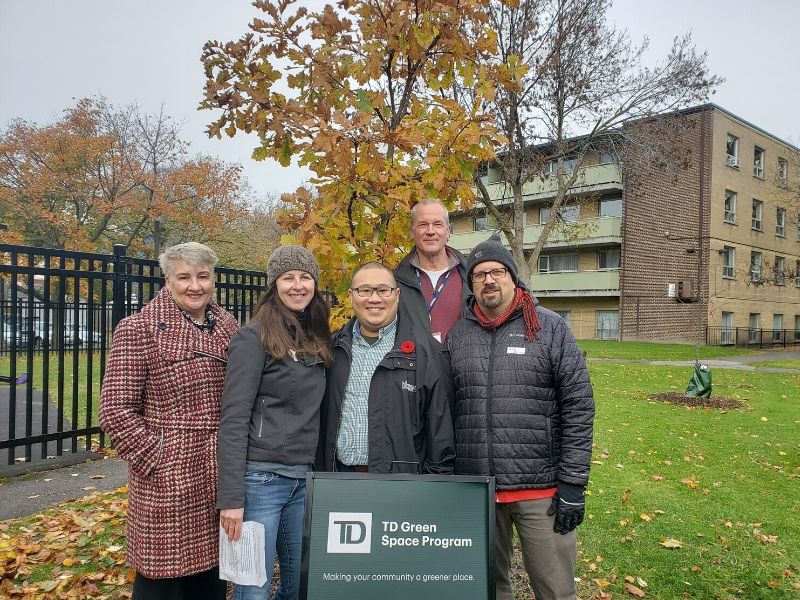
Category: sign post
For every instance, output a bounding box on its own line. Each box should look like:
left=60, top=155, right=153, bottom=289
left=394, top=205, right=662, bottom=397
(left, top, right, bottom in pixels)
left=301, top=473, right=495, bottom=600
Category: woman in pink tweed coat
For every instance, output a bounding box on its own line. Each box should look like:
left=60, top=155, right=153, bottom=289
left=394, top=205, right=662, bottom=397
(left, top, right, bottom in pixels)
left=100, top=242, right=238, bottom=600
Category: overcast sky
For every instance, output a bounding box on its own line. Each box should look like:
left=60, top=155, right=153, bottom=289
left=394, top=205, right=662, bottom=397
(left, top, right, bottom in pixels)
left=2, top=0, right=798, bottom=202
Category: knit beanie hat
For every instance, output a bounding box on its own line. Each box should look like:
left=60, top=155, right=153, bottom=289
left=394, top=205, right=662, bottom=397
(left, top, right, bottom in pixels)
left=266, top=245, right=320, bottom=288
left=466, top=233, right=520, bottom=291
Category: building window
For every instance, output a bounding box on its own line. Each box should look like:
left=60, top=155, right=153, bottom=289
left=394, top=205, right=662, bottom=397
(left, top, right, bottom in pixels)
left=778, top=158, right=788, bottom=186
left=722, top=246, right=735, bottom=278
left=751, top=199, right=763, bottom=231
left=599, top=197, right=622, bottom=218
left=560, top=204, right=580, bottom=222
left=797, top=213, right=800, bottom=241
left=539, top=253, right=579, bottom=273
left=726, top=134, right=739, bottom=167
left=599, top=152, right=615, bottom=165
left=776, top=207, right=786, bottom=237
left=598, top=248, right=620, bottom=270
left=555, top=310, right=572, bottom=327
left=774, top=255, right=786, bottom=285
left=795, top=315, right=800, bottom=342
left=748, top=313, right=761, bottom=343
left=540, top=204, right=580, bottom=224
left=753, top=146, right=765, bottom=178
left=721, top=312, right=734, bottom=345
left=545, top=156, right=578, bottom=174
left=473, top=216, right=488, bottom=231
left=773, top=314, right=783, bottom=341
left=750, top=251, right=762, bottom=282
left=724, top=190, right=737, bottom=223
left=596, top=310, right=619, bottom=340
left=795, top=260, right=800, bottom=288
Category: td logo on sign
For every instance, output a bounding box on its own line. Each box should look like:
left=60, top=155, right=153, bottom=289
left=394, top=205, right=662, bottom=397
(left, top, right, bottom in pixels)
left=327, top=512, right=372, bottom=554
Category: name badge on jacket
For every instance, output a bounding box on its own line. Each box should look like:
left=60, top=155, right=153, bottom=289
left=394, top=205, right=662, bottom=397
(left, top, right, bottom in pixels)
left=507, top=347, right=526, bottom=355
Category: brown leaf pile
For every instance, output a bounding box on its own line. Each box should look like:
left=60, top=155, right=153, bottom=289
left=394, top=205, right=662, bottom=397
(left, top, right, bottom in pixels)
left=647, top=393, right=744, bottom=409
left=0, top=487, right=132, bottom=598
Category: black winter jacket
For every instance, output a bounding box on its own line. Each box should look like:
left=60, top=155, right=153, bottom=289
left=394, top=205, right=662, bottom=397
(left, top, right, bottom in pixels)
left=318, top=315, right=456, bottom=474
left=445, top=302, right=594, bottom=490
left=217, top=323, right=326, bottom=508
left=394, top=246, right=470, bottom=336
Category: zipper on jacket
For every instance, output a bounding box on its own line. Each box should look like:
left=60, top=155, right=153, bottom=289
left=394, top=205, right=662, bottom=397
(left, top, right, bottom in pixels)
left=258, top=397, right=266, bottom=438
left=486, top=329, right=496, bottom=476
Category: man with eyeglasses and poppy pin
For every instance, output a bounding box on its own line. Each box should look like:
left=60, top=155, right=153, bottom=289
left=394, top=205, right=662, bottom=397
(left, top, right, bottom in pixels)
left=394, top=199, right=470, bottom=343
left=317, top=262, right=455, bottom=476
left=446, top=234, right=595, bottom=600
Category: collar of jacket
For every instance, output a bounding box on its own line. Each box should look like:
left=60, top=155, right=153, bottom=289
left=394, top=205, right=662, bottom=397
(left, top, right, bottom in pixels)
left=140, top=288, right=237, bottom=362
left=395, top=245, right=468, bottom=288
left=333, top=313, right=416, bottom=358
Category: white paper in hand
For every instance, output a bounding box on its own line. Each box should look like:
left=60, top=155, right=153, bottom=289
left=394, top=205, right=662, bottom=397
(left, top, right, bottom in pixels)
left=219, top=521, right=267, bottom=587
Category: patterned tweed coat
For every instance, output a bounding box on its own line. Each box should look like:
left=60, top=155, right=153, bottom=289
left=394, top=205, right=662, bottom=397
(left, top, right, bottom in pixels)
left=99, top=287, right=238, bottom=578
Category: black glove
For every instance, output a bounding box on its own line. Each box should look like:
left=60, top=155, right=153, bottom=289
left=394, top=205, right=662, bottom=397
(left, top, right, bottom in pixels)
left=547, top=482, right=586, bottom=534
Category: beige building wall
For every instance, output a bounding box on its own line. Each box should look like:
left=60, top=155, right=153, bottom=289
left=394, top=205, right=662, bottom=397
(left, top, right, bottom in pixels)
left=707, top=108, right=800, bottom=332
left=536, top=296, right=619, bottom=340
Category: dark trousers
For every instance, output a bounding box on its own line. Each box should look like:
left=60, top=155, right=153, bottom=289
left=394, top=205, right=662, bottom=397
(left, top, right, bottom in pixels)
left=132, top=566, right=227, bottom=600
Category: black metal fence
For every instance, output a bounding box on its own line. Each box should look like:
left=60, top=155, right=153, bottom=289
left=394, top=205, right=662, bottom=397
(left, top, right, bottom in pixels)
left=706, top=326, right=800, bottom=348
left=0, top=243, right=267, bottom=465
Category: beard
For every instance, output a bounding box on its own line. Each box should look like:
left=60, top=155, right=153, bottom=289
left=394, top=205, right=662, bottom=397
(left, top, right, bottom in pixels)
left=480, top=285, right=505, bottom=309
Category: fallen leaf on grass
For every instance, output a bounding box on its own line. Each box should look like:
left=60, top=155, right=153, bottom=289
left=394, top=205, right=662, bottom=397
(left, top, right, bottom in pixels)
left=625, top=582, right=646, bottom=597
left=659, top=538, right=683, bottom=549
left=639, top=513, right=652, bottom=522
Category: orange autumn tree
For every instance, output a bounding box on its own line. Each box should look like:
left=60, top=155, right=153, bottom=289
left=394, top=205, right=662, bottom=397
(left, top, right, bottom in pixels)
left=0, top=98, right=247, bottom=256
left=201, top=0, right=503, bottom=319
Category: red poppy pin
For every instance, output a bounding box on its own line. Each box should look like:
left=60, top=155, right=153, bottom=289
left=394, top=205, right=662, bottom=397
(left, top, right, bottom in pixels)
left=400, top=340, right=415, bottom=354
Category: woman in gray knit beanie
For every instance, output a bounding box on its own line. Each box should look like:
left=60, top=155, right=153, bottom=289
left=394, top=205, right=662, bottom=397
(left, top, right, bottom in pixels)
left=218, top=243, right=331, bottom=600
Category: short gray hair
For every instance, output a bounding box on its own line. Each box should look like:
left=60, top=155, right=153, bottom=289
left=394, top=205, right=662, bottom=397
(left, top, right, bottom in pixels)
left=159, top=242, right=219, bottom=277
left=410, top=198, right=451, bottom=229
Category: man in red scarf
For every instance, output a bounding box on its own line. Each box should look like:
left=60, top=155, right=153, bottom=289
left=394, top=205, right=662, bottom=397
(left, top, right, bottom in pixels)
left=446, top=234, right=595, bottom=600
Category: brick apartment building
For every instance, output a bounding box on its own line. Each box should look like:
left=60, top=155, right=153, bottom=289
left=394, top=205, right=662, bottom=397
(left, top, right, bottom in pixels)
left=447, top=104, right=800, bottom=343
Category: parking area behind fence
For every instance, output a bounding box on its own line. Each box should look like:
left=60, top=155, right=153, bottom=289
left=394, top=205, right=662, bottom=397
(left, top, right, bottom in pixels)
left=0, top=243, right=266, bottom=466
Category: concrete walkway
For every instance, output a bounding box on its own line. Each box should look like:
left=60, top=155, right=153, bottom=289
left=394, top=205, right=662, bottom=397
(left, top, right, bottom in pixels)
left=0, top=456, right=127, bottom=520
left=589, top=349, right=800, bottom=374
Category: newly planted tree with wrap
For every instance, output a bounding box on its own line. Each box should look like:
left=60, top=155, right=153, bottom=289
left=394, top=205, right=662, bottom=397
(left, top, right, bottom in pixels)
left=201, top=0, right=502, bottom=319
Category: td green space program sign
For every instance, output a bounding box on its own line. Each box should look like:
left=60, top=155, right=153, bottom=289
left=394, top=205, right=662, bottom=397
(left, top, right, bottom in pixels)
left=301, top=473, right=495, bottom=600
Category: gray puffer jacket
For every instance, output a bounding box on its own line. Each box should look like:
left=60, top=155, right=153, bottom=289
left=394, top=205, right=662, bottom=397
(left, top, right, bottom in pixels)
left=445, top=301, right=594, bottom=490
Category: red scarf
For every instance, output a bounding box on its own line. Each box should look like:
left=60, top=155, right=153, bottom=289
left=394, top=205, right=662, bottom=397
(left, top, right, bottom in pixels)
left=474, top=287, right=541, bottom=340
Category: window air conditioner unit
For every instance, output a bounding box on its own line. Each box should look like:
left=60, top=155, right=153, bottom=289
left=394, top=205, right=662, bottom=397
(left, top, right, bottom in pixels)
left=675, top=279, right=697, bottom=302
left=725, top=155, right=739, bottom=168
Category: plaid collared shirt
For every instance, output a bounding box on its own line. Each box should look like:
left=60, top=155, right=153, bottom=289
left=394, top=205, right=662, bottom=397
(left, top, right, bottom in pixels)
left=336, top=317, right=398, bottom=466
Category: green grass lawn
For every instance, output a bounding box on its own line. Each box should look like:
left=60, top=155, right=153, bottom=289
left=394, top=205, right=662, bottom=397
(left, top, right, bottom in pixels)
left=577, top=340, right=756, bottom=361
left=565, top=363, right=800, bottom=600
left=0, top=352, right=104, bottom=428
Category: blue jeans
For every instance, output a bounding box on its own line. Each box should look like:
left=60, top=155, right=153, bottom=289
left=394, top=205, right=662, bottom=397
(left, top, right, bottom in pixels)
left=234, top=471, right=306, bottom=600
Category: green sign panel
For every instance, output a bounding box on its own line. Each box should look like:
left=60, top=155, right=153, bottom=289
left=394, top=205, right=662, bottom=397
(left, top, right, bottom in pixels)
left=301, top=473, right=495, bottom=600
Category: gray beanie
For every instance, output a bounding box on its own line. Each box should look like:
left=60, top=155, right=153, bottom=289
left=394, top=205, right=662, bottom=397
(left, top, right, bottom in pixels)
left=266, top=245, right=320, bottom=288
left=466, top=233, right=520, bottom=290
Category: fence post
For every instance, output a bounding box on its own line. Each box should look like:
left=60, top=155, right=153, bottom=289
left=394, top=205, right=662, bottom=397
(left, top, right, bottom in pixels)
left=111, top=244, right=127, bottom=331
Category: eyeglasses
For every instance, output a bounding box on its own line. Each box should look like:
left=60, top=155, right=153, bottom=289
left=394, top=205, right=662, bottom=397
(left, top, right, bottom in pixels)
left=351, top=286, right=397, bottom=298
left=470, top=267, right=509, bottom=283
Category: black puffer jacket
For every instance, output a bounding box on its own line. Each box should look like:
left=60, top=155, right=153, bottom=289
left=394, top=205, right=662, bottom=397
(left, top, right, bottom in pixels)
left=445, top=302, right=594, bottom=489
left=318, top=315, right=455, bottom=474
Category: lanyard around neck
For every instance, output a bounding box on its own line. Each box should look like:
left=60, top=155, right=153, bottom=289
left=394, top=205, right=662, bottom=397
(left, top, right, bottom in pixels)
left=416, top=267, right=453, bottom=312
